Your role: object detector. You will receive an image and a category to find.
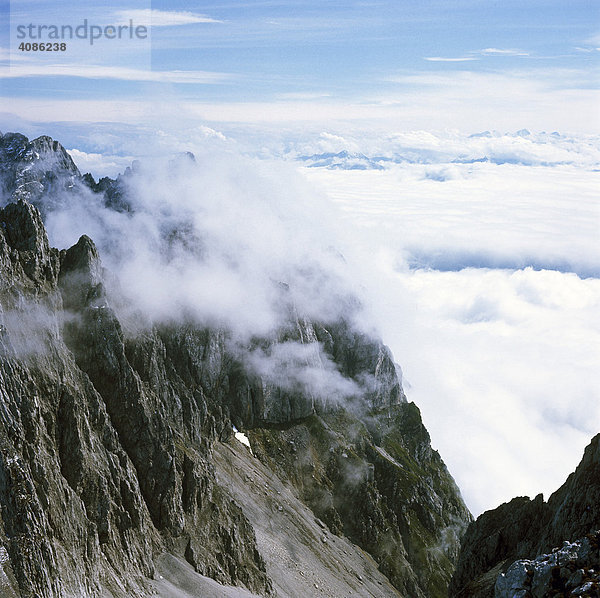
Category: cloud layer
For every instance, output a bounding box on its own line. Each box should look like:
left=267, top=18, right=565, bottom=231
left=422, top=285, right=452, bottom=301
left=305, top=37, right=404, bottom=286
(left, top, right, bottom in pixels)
left=379, top=267, right=600, bottom=517
left=300, top=129, right=600, bottom=278
left=2, top=67, right=598, bottom=134
left=300, top=139, right=599, bottom=515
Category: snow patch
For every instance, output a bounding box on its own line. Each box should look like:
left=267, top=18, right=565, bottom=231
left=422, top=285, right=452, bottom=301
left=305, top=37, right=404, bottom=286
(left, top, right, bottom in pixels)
left=232, top=426, right=252, bottom=454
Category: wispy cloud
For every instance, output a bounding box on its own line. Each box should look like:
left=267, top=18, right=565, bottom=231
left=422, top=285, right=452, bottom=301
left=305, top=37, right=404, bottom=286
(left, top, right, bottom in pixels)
left=424, top=48, right=530, bottom=62
left=113, top=9, right=223, bottom=27
left=585, top=32, right=600, bottom=46
left=2, top=64, right=232, bottom=84
left=424, top=56, right=478, bottom=62
left=480, top=48, right=529, bottom=56
left=276, top=92, right=332, bottom=100
left=2, top=68, right=598, bottom=133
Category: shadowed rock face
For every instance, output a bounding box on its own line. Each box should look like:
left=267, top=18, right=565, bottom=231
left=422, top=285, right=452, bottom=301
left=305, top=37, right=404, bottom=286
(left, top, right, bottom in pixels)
left=450, top=434, right=600, bottom=598
left=249, top=402, right=471, bottom=598
left=0, top=132, right=472, bottom=597
left=0, top=198, right=274, bottom=598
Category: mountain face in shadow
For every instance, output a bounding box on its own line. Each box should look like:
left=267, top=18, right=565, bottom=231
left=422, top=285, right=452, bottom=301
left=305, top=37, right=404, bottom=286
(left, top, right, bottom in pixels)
left=450, top=433, right=600, bottom=597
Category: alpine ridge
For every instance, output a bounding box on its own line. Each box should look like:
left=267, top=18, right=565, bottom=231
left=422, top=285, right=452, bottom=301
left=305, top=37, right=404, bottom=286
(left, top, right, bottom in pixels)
left=0, top=132, right=472, bottom=598
left=450, top=433, right=600, bottom=597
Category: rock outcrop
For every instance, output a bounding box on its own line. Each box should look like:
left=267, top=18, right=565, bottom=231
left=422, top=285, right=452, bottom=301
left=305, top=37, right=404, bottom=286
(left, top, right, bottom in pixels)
left=494, top=530, right=600, bottom=598
left=0, top=133, right=80, bottom=209
left=450, top=434, right=600, bottom=598
left=0, top=132, right=472, bottom=597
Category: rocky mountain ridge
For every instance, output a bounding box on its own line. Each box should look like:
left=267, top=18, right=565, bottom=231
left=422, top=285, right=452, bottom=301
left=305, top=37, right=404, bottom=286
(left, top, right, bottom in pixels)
left=0, top=131, right=472, bottom=597
left=450, top=433, right=600, bottom=597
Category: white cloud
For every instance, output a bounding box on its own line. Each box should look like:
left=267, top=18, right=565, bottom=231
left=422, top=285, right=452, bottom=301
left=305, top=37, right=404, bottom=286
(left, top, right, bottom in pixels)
left=424, top=56, right=478, bottom=62
left=1, top=67, right=598, bottom=133
left=113, top=9, right=223, bottom=27
left=2, top=64, right=232, bottom=84
left=585, top=32, right=600, bottom=46
left=380, top=267, right=600, bottom=517
left=244, top=340, right=362, bottom=404
left=66, top=148, right=135, bottom=178
left=44, top=150, right=359, bottom=342
left=314, top=132, right=360, bottom=154
left=378, top=69, right=600, bottom=133
left=480, top=48, right=529, bottom=56
left=276, top=92, right=332, bottom=100
left=425, top=48, right=530, bottom=62
left=305, top=158, right=600, bottom=277
left=302, top=150, right=600, bottom=516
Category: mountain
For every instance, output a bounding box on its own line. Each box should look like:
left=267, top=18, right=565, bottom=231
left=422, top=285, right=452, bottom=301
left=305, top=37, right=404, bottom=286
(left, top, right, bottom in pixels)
left=450, top=433, right=600, bottom=597
left=297, top=150, right=389, bottom=170
left=0, top=132, right=472, bottom=597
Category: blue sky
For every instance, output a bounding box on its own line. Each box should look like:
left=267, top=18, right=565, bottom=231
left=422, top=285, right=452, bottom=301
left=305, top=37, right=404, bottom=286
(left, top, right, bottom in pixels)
left=1, top=0, right=599, bottom=133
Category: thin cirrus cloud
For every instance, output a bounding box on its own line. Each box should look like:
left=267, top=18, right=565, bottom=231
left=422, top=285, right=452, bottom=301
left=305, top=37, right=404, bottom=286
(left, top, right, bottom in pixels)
left=2, top=63, right=232, bottom=84
left=113, top=9, right=223, bottom=27
left=480, top=48, right=530, bottom=56
left=425, top=48, right=530, bottom=62
left=585, top=32, right=600, bottom=45
left=424, top=56, right=478, bottom=62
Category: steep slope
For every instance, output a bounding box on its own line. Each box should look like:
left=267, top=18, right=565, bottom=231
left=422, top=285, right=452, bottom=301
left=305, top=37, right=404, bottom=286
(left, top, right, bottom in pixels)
left=0, top=131, right=472, bottom=597
left=450, top=433, right=600, bottom=597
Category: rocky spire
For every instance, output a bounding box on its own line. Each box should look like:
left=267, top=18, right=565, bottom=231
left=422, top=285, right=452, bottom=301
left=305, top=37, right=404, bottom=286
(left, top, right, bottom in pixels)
left=450, top=433, right=600, bottom=597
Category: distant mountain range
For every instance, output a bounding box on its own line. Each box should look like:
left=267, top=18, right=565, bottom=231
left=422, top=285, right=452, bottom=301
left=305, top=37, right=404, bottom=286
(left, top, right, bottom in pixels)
left=295, top=130, right=578, bottom=170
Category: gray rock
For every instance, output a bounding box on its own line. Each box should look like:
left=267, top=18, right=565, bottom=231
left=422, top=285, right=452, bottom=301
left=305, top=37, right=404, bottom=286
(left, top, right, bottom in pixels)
left=450, top=435, right=600, bottom=598
left=495, top=532, right=600, bottom=598
left=0, top=132, right=473, bottom=598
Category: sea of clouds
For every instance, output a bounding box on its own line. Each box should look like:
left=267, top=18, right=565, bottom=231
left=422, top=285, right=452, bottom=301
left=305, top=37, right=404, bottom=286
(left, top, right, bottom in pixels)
left=58, top=126, right=599, bottom=517
left=299, top=130, right=599, bottom=516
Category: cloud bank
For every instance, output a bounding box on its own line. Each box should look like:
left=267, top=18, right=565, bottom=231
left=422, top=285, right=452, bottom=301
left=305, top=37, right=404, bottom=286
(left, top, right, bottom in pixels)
left=300, top=142, right=599, bottom=516
left=301, top=130, right=600, bottom=278
left=380, top=267, right=600, bottom=517
left=44, top=149, right=362, bottom=347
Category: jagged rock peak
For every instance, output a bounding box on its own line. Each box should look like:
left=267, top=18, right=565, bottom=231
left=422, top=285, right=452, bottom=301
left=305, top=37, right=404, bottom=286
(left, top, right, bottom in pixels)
left=1, top=199, right=49, bottom=253
left=0, top=131, right=81, bottom=206
left=495, top=530, right=600, bottom=598
left=0, top=132, right=80, bottom=176
left=59, top=235, right=105, bottom=311
left=450, top=433, right=600, bottom=598
left=0, top=199, right=59, bottom=284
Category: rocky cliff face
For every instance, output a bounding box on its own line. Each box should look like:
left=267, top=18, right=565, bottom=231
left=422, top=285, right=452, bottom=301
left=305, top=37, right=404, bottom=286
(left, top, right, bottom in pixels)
left=450, top=433, right=600, bottom=598
left=0, top=131, right=472, bottom=597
